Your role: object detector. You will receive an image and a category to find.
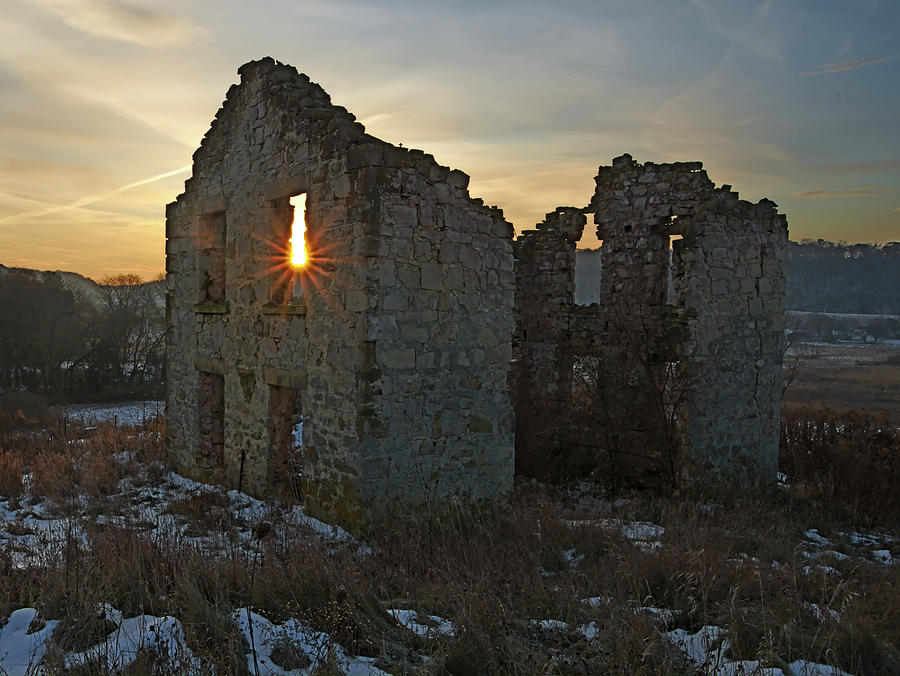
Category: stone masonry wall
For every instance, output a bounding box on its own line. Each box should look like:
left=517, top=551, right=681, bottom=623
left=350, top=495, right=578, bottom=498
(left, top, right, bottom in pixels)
left=348, top=145, right=516, bottom=508
left=511, top=154, right=788, bottom=490
left=591, top=155, right=787, bottom=488
left=674, top=194, right=788, bottom=489
left=166, top=58, right=515, bottom=528
left=511, top=208, right=584, bottom=475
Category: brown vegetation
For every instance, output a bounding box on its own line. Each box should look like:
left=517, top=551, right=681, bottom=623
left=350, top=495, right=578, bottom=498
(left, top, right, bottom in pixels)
left=783, top=342, right=900, bottom=422
left=0, top=408, right=896, bottom=674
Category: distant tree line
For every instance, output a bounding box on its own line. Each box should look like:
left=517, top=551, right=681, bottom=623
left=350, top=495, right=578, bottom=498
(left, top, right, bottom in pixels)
left=786, top=240, right=900, bottom=314
left=787, top=312, right=900, bottom=344
left=575, top=240, right=900, bottom=315
left=0, top=270, right=164, bottom=402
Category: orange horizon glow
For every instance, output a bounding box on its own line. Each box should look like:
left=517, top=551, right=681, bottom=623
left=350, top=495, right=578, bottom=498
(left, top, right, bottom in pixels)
left=289, top=193, right=307, bottom=267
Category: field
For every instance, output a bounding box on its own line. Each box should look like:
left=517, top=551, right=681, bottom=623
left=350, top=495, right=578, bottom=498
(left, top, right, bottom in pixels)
left=0, top=404, right=896, bottom=675
left=783, top=341, right=900, bottom=421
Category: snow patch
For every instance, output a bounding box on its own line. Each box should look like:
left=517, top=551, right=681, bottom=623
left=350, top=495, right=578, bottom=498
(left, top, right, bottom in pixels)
left=233, top=608, right=390, bottom=675
left=0, top=608, right=59, bottom=676
left=56, top=401, right=164, bottom=427
left=580, top=596, right=611, bottom=608
left=531, top=619, right=569, bottom=632
left=665, top=625, right=854, bottom=676
left=805, top=529, right=831, bottom=547
left=802, top=550, right=850, bottom=562
left=64, top=607, right=202, bottom=673
left=803, top=602, right=841, bottom=623
left=387, top=609, right=454, bottom=638
left=871, top=549, right=894, bottom=565
left=0, top=606, right=201, bottom=674
left=563, top=547, right=585, bottom=567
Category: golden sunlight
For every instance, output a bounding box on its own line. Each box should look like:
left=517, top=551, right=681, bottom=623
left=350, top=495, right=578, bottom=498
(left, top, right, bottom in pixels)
left=289, top=193, right=307, bottom=266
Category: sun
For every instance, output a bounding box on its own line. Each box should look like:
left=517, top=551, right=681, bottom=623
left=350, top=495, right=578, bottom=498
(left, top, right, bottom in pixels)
left=289, top=194, right=307, bottom=267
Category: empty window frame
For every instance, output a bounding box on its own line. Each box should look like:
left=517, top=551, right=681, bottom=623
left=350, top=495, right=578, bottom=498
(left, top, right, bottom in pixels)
left=270, top=193, right=308, bottom=303
left=198, top=211, right=226, bottom=303
left=198, top=370, right=225, bottom=467
left=268, top=384, right=303, bottom=489
left=574, top=242, right=603, bottom=306
left=667, top=234, right=684, bottom=305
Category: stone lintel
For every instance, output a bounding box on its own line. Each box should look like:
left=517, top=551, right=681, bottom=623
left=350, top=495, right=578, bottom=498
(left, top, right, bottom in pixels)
left=198, top=196, right=226, bottom=215
left=194, top=356, right=226, bottom=375
left=194, top=302, right=229, bottom=314
left=264, top=367, right=306, bottom=389
left=264, top=176, right=310, bottom=200
left=261, top=301, right=307, bottom=316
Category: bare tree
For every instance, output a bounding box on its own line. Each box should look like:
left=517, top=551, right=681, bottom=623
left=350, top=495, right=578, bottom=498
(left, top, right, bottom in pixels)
left=92, top=274, right=165, bottom=392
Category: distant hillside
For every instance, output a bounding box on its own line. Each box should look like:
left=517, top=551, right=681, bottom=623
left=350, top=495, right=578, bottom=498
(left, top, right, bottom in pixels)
left=574, top=240, right=900, bottom=314
left=0, top=265, right=165, bottom=402
left=0, top=265, right=165, bottom=310
left=786, top=241, right=899, bottom=315
left=0, top=264, right=105, bottom=308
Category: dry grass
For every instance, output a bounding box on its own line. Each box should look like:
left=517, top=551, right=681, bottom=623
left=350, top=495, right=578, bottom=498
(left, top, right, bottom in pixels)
left=784, top=341, right=900, bottom=422
left=0, top=450, right=25, bottom=508
left=780, top=408, right=899, bottom=527
left=0, top=410, right=897, bottom=674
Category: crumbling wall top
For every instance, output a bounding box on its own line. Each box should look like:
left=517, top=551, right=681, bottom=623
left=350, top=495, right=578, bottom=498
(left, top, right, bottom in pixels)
left=533, top=206, right=587, bottom=244
left=174, top=58, right=510, bottom=231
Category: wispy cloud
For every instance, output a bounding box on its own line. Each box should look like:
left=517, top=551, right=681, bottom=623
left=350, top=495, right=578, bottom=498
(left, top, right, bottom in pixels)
left=31, top=0, right=206, bottom=48
left=0, top=165, right=190, bottom=224
left=803, top=54, right=898, bottom=75
left=791, top=187, right=884, bottom=199
left=688, top=0, right=784, bottom=63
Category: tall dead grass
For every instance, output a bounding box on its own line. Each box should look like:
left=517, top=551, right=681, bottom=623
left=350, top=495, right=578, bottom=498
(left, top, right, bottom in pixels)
left=781, top=408, right=899, bottom=526
left=0, top=409, right=897, bottom=673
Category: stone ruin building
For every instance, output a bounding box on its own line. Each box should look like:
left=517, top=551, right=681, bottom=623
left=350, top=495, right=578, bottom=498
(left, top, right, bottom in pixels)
left=165, top=59, right=515, bottom=527
left=165, top=58, right=788, bottom=527
left=513, top=155, right=788, bottom=490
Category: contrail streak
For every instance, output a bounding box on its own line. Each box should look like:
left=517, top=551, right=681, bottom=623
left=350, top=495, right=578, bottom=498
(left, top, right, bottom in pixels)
left=0, top=165, right=191, bottom=224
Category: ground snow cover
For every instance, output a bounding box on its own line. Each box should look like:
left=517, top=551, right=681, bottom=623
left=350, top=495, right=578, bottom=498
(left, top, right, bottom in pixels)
left=666, top=625, right=854, bottom=676
left=0, top=468, right=386, bottom=674
left=233, top=609, right=390, bottom=676
left=0, top=468, right=366, bottom=569
left=63, top=604, right=201, bottom=673
left=0, top=608, right=59, bottom=676
left=802, top=527, right=897, bottom=567
left=0, top=605, right=201, bottom=675
left=55, top=401, right=165, bottom=427
left=0, top=603, right=390, bottom=675
left=803, top=603, right=841, bottom=624
left=387, top=609, right=454, bottom=638
left=564, top=517, right=665, bottom=552
left=578, top=596, right=680, bottom=624
left=0, top=437, right=895, bottom=673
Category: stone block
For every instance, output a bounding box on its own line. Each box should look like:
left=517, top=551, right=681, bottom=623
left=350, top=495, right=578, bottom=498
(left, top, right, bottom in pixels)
left=386, top=204, right=417, bottom=226
left=468, top=415, right=493, bottom=433
left=420, top=263, right=444, bottom=290
left=459, top=245, right=481, bottom=270
left=345, top=289, right=367, bottom=312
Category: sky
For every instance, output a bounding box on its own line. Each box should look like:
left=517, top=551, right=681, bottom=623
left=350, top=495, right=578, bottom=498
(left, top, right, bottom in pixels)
left=0, top=0, right=898, bottom=281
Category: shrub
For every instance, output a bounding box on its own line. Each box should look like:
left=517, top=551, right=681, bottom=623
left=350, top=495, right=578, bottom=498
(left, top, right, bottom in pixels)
left=780, top=408, right=899, bottom=526
left=0, top=450, right=25, bottom=507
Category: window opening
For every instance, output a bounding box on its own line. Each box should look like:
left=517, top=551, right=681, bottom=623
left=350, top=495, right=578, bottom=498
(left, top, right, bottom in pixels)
left=290, top=194, right=307, bottom=267
left=271, top=193, right=308, bottom=303
left=198, top=211, right=226, bottom=303
left=571, top=355, right=600, bottom=416
left=198, top=371, right=225, bottom=468
left=268, top=384, right=303, bottom=497
left=667, top=234, right=684, bottom=305
left=575, top=242, right=603, bottom=306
